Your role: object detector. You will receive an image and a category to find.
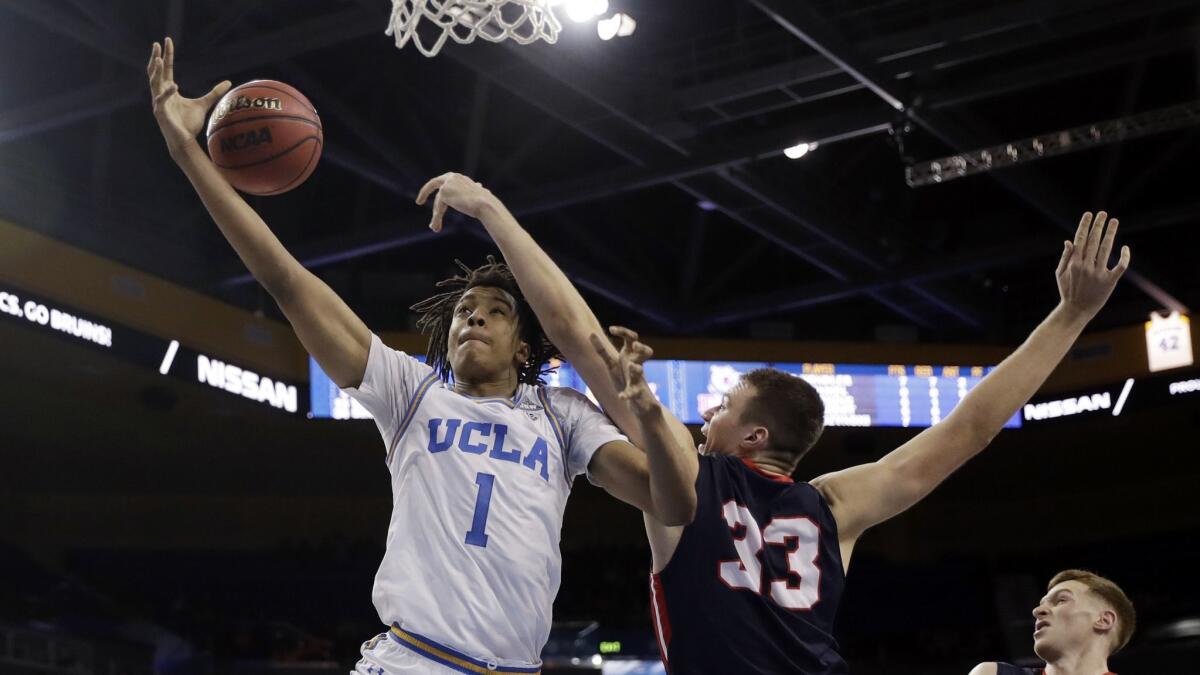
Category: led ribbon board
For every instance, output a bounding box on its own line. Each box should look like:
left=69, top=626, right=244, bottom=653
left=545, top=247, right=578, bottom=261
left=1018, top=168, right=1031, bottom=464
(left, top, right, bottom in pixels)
left=1, top=284, right=304, bottom=415
left=310, top=356, right=1017, bottom=428
left=1023, top=368, right=1200, bottom=424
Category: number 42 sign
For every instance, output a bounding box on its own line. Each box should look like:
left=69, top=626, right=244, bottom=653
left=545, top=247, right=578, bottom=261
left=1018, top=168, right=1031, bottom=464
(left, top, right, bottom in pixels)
left=1145, top=311, right=1194, bottom=373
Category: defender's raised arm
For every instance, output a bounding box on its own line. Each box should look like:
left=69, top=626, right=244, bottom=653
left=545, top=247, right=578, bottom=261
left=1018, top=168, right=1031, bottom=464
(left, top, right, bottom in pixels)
left=813, top=212, right=1131, bottom=551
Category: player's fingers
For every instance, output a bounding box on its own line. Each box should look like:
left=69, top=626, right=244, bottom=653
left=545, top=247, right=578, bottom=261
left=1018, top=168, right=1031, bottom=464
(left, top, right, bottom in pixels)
left=201, top=80, right=232, bottom=108
left=609, top=326, right=640, bottom=346
left=148, top=56, right=163, bottom=92
left=147, top=42, right=160, bottom=77
left=608, top=326, right=635, bottom=355
left=429, top=193, right=448, bottom=231
left=588, top=333, right=619, bottom=369
left=1084, top=210, right=1107, bottom=265
left=627, top=362, right=645, bottom=383
left=1055, top=241, right=1073, bottom=278
left=154, top=83, right=179, bottom=108
left=1072, top=212, right=1092, bottom=252
left=1097, top=217, right=1118, bottom=267
left=1110, top=245, right=1131, bottom=277
left=416, top=175, right=449, bottom=205
left=164, top=37, right=175, bottom=83
left=630, top=341, right=653, bottom=364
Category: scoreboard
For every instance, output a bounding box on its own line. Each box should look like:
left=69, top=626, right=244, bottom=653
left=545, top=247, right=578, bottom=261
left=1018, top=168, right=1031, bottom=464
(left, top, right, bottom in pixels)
left=634, top=360, right=1018, bottom=428
left=310, top=355, right=1020, bottom=429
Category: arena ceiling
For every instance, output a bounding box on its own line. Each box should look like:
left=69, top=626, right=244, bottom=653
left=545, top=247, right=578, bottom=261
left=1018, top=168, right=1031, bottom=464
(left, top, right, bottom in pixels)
left=2, top=0, right=1198, bottom=343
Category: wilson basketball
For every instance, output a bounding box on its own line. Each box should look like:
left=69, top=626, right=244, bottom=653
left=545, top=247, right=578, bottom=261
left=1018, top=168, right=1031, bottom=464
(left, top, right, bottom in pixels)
left=205, top=80, right=322, bottom=196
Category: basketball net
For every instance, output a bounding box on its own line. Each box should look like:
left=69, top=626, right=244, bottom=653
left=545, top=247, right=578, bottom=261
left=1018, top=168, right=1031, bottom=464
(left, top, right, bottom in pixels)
left=386, top=0, right=561, bottom=57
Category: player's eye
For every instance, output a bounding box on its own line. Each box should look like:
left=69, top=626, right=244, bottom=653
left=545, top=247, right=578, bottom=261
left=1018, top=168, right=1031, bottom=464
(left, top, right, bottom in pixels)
left=456, top=306, right=470, bottom=316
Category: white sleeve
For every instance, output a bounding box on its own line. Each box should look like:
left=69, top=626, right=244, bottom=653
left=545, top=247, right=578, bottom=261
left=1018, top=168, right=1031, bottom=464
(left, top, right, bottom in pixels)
left=340, top=334, right=435, bottom=446
left=544, top=387, right=628, bottom=480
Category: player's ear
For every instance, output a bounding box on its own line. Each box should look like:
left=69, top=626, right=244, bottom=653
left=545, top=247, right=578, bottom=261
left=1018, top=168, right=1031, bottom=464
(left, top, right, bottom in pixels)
left=1094, top=608, right=1117, bottom=634
left=740, top=426, right=769, bottom=454
left=513, top=339, right=530, bottom=367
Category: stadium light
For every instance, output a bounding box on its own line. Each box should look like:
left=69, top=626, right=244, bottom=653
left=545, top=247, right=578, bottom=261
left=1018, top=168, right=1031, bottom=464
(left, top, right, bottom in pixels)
left=597, top=13, right=636, bottom=39
left=559, top=0, right=608, bottom=23
left=783, top=141, right=818, bottom=159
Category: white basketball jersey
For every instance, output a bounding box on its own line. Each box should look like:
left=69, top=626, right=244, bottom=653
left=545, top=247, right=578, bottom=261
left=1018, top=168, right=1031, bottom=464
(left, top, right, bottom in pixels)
left=343, top=335, right=625, bottom=666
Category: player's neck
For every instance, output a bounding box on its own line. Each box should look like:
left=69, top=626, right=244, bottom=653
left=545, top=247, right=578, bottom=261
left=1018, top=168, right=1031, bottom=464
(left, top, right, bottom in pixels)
left=1043, top=645, right=1111, bottom=675
left=452, top=372, right=520, bottom=399
left=744, top=453, right=793, bottom=477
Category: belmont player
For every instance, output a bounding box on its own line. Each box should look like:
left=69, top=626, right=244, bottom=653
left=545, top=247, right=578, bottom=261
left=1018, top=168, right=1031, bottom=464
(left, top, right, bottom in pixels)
left=148, top=41, right=699, bottom=674
left=971, top=570, right=1135, bottom=675
left=423, top=173, right=1131, bottom=673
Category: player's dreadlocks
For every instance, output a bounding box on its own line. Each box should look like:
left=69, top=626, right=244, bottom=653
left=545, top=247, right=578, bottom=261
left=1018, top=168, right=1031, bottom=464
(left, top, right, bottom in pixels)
left=411, top=256, right=560, bottom=386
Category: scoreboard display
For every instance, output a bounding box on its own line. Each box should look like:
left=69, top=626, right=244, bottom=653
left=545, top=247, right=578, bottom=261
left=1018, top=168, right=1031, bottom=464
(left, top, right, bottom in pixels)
left=310, top=355, right=1020, bottom=429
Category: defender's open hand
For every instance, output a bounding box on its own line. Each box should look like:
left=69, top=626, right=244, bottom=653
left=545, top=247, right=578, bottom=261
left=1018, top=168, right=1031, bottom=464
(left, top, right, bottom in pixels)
left=590, top=326, right=659, bottom=417
left=1056, top=211, right=1131, bottom=319
left=416, top=172, right=500, bottom=232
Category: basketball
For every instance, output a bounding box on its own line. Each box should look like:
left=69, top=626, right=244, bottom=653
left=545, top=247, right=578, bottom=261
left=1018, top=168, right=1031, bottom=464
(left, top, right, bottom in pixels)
left=205, top=80, right=322, bottom=196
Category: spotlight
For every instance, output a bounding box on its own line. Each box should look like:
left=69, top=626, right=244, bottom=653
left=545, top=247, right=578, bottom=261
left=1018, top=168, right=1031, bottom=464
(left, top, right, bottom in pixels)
left=783, top=141, right=818, bottom=159
left=561, top=0, right=608, bottom=23
left=597, top=12, right=636, bottom=39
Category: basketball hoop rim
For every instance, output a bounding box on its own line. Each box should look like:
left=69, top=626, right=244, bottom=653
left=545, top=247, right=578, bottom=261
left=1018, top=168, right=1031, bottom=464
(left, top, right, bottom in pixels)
left=386, top=0, right=562, bottom=57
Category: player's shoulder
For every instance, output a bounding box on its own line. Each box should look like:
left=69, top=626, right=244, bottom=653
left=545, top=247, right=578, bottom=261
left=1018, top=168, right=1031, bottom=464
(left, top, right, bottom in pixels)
left=370, top=334, right=435, bottom=374
left=540, top=384, right=593, bottom=406
left=539, top=385, right=607, bottom=421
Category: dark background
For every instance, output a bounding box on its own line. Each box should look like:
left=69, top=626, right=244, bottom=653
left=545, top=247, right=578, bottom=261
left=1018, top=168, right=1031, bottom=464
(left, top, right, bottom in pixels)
left=3, top=0, right=1199, bottom=673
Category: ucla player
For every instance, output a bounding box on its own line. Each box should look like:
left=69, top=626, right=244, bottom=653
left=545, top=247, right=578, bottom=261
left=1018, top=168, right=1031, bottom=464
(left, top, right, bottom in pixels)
left=971, top=570, right=1134, bottom=675
left=148, top=40, right=699, bottom=674
left=421, top=173, right=1131, bottom=673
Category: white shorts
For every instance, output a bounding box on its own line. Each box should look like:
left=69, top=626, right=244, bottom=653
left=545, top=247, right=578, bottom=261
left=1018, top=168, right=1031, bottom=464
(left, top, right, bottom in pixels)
left=352, top=632, right=461, bottom=674
left=351, top=629, right=542, bottom=675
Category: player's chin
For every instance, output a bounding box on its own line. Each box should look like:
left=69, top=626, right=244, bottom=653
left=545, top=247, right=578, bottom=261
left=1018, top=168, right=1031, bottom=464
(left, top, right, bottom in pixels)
left=1031, top=634, right=1056, bottom=660
left=449, top=352, right=486, bottom=376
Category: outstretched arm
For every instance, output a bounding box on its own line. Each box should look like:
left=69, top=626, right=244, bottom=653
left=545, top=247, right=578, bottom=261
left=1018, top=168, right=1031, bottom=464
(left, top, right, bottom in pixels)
left=588, top=328, right=698, bottom=524
left=416, top=173, right=698, bottom=523
left=814, top=212, right=1131, bottom=544
left=148, top=38, right=369, bottom=387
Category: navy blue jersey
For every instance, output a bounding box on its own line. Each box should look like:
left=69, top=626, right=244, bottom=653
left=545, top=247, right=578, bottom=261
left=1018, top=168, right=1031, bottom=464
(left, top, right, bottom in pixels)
left=650, top=455, right=847, bottom=674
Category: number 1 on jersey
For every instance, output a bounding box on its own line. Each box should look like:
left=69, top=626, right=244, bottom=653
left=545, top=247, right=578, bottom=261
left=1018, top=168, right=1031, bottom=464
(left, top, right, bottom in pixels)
left=465, top=472, right=495, bottom=547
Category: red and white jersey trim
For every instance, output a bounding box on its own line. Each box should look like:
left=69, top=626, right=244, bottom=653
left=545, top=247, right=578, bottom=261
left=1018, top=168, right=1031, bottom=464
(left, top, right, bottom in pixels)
left=649, top=573, right=672, bottom=670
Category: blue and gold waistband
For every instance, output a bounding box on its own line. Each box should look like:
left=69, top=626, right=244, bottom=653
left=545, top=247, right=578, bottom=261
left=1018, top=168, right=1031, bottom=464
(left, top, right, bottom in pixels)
left=388, top=625, right=541, bottom=674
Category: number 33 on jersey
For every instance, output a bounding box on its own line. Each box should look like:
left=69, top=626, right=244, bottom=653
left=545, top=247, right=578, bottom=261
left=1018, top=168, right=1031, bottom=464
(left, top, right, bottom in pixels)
left=650, top=454, right=850, bottom=674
